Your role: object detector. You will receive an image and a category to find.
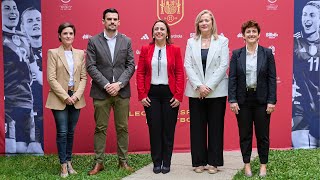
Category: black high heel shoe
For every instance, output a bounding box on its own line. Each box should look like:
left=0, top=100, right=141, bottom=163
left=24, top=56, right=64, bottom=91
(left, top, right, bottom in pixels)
left=161, top=166, right=170, bottom=174
left=153, top=166, right=161, bottom=174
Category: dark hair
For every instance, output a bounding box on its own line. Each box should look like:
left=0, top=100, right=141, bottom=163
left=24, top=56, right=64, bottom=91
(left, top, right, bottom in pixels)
left=103, top=8, right=119, bottom=20
left=241, top=20, right=261, bottom=35
left=150, top=19, right=172, bottom=44
left=21, top=7, right=40, bottom=23
left=58, top=22, right=76, bottom=42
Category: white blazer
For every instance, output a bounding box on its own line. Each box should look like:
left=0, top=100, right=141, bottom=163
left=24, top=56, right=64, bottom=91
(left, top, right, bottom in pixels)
left=184, top=35, right=229, bottom=98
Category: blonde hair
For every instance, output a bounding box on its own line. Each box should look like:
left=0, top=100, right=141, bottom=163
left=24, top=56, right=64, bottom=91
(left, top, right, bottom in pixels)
left=194, top=10, right=218, bottom=40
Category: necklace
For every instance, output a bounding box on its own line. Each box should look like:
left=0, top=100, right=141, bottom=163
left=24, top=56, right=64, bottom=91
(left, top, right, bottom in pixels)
left=202, top=38, right=211, bottom=47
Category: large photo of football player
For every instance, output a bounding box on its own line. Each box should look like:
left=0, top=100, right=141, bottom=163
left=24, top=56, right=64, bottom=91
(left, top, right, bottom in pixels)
left=292, top=0, right=320, bottom=148
left=2, top=0, right=43, bottom=154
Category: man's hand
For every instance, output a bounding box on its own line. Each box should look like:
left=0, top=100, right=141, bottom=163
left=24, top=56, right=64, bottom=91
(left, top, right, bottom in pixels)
left=106, top=82, right=121, bottom=96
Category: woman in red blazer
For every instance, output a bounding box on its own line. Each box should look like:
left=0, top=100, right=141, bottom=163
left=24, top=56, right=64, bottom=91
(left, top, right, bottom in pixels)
left=136, top=20, right=184, bottom=174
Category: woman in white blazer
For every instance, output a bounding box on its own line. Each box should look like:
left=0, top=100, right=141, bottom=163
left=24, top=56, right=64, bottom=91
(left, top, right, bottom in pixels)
left=184, top=10, right=229, bottom=174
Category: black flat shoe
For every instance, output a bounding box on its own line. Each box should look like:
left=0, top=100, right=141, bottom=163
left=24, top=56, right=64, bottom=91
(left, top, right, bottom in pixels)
left=153, top=166, right=161, bottom=174
left=161, top=166, right=170, bottom=174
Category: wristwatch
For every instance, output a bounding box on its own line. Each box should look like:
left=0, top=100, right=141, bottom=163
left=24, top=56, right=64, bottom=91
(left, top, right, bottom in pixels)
left=118, top=81, right=124, bottom=88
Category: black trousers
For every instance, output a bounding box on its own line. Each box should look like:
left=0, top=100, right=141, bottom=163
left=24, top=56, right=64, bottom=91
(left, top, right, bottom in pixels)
left=189, top=97, right=226, bottom=167
left=236, top=90, right=270, bottom=164
left=144, top=85, right=179, bottom=167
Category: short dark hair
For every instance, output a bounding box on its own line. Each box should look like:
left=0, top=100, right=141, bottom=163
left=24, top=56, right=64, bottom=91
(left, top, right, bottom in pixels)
left=150, top=19, right=172, bottom=45
left=241, top=20, right=261, bottom=35
left=58, top=22, right=76, bottom=42
left=21, top=7, right=40, bottom=23
left=103, top=8, right=119, bottom=20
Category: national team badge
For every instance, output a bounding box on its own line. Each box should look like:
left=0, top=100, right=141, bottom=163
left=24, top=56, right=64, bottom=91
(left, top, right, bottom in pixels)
left=12, top=35, right=21, bottom=46
left=157, top=0, right=184, bottom=26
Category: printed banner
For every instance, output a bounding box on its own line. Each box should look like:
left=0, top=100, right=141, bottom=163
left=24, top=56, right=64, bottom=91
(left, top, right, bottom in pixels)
left=41, top=0, right=293, bottom=153
left=292, top=0, right=320, bottom=148
left=2, top=0, right=43, bottom=154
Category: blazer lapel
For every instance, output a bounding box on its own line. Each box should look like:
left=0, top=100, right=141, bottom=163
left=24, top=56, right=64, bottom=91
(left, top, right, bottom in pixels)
left=113, top=34, right=123, bottom=64
left=239, top=47, right=246, bottom=75
left=147, top=44, right=155, bottom=70
left=205, top=35, right=217, bottom=72
left=257, top=45, right=264, bottom=76
left=98, top=32, right=113, bottom=63
left=57, top=45, right=70, bottom=75
left=166, top=44, right=172, bottom=72
left=192, top=38, right=205, bottom=79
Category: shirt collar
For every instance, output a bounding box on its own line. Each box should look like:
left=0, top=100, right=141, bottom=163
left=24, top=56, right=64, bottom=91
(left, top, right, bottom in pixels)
left=155, top=45, right=166, bottom=51
left=104, top=31, right=118, bottom=40
left=246, top=45, right=258, bottom=56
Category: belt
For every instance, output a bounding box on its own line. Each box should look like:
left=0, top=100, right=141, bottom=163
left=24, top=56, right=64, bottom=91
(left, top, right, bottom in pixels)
left=68, top=86, right=74, bottom=91
left=246, top=87, right=256, bottom=92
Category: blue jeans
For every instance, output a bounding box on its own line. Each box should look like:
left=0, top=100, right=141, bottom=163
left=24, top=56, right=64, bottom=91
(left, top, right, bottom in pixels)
left=52, top=103, right=80, bottom=164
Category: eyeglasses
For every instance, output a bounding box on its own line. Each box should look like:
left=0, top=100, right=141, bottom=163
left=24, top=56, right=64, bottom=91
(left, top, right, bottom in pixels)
left=158, top=49, right=161, bottom=76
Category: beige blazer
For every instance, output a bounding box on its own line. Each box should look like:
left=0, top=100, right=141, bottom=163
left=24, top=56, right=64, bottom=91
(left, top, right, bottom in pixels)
left=184, top=35, right=229, bottom=98
left=45, top=45, right=87, bottom=110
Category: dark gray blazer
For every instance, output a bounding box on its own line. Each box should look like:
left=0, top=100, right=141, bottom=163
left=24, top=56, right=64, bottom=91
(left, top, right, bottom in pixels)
left=86, top=32, right=135, bottom=99
left=228, top=45, right=277, bottom=105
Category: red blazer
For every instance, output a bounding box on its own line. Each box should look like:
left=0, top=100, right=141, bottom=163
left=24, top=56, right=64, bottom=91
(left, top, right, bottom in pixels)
left=136, top=44, right=184, bottom=102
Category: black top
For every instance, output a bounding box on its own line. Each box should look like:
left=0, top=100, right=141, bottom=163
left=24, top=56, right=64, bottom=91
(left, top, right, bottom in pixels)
left=3, top=31, right=33, bottom=108
left=201, top=48, right=209, bottom=76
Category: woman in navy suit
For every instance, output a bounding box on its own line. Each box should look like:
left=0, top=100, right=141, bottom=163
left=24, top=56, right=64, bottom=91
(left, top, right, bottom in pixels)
left=228, top=20, right=277, bottom=177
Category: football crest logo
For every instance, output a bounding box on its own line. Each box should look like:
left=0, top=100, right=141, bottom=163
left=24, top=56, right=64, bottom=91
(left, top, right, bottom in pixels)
left=157, top=0, right=184, bottom=26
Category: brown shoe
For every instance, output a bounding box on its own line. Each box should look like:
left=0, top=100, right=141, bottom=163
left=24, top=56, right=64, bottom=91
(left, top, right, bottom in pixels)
left=207, top=165, right=218, bottom=174
left=194, top=166, right=205, bottom=173
left=88, top=163, right=104, bottom=175
left=118, top=161, right=133, bottom=172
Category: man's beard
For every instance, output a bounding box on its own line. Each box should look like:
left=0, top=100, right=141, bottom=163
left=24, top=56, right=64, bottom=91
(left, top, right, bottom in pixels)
left=107, top=24, right=117, bottom=32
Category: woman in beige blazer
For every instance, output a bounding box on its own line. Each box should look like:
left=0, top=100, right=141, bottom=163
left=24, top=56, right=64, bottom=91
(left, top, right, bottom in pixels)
left=45, top=22, right=86, bottom=178
left=184, top=10, right=229, bottom=174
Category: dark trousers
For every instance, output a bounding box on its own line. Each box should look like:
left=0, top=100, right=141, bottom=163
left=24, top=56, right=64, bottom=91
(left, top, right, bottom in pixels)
left=5, top=107, right=32, bottom=143
left=189, top=97, right=226, bottom=167
left=52, top=91, right=80, bottom=164
left=144, top=85, right=179, bottom=167
left=236, top=90, right=270, bottom=164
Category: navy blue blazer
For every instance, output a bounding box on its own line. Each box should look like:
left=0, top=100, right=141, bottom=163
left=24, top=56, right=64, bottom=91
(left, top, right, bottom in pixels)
left=228, top=45, right=277, bottom=105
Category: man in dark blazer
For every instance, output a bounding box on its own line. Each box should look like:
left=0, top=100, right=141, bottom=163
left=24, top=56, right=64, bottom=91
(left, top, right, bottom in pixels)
left=86, top=8, right=135, bottom=175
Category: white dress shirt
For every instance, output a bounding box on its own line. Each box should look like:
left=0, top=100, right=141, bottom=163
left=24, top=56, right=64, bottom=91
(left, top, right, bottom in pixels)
left=246, top=45, right=258, bottom=88
left=104, top=31, right=117, bottom=62
left=64, top=50, right=74, bottom=86
left=151, top=45, right=168, bottom=85
left=104, top=31, right=117, bottom=83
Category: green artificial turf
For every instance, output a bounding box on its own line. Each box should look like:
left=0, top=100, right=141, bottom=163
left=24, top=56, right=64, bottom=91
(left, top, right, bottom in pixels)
left=0, top=153, right=151, bottom=180
left=233, top=149, right=320, bottom=179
